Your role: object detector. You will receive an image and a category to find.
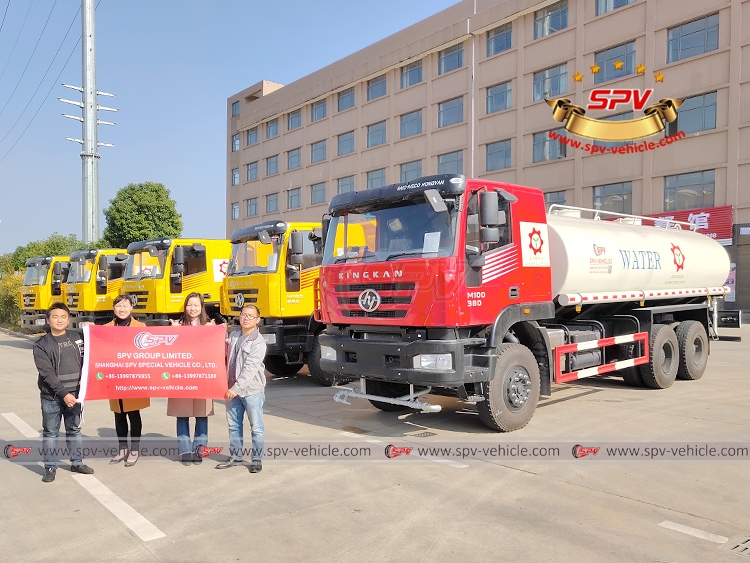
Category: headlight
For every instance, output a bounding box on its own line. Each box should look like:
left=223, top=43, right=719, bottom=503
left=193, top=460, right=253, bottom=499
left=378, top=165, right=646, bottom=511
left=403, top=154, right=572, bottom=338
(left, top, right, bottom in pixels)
left=261, top=333, right=277, bottom=345
left=320, top=345, right=336, bottom=361
left=413, top=354, right=452, bottom=370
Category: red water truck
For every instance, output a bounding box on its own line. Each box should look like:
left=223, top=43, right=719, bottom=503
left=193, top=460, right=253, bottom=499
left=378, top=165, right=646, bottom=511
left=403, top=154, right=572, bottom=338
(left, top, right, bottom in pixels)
left=314, top=174, right=731, bottom=431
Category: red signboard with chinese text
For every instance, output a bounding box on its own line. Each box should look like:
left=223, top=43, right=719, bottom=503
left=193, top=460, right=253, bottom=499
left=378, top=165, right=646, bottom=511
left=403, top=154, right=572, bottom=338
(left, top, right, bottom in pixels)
left=647, top=205, right=733, bottom=246
left=79, top=325, right=227, bottom=401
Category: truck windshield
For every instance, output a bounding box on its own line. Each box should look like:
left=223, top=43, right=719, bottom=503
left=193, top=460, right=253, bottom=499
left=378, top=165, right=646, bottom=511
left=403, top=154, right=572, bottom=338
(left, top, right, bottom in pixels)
left=67, top=259, right=93, bottom=283
left=23, top=265, right=49, bottom=286
left=322, top=199, right=457, bottom=266
left=125, top=250, right=167, bottom=280
left=228, top=235, right=283, bottom=275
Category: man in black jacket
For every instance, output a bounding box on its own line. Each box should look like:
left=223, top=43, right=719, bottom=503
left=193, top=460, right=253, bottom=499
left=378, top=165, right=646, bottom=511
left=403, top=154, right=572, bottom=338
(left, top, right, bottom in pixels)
left=33, top=303, right=94, bottom=482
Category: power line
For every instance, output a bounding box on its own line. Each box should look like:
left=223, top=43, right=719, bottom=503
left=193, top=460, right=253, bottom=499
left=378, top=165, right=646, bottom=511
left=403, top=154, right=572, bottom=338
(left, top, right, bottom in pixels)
left=0, top=0, right=11, bottom=37
left=0, top=0, right=58, bottom=118
left=0, top=3, right=80, bottom=145
left=0, top=0, right=33, bottom=85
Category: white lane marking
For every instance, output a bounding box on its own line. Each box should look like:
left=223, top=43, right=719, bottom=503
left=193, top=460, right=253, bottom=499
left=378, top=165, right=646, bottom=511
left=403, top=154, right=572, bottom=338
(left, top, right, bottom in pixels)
left=338, top=431, right=467, bottom=468
left=2, top=412, right=40, bottom=437
left=71, top=475, right=166, bottom=542
left=658, top=521, right=728, bottom=544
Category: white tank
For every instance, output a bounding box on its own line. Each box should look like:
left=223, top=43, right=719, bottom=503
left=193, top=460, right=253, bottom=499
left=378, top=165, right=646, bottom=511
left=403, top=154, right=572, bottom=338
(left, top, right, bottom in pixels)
left=547, top=214, right=730, bottom=297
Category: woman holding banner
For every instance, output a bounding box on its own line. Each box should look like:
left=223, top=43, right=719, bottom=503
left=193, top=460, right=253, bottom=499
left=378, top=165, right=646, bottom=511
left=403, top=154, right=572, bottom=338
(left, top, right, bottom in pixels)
left=167, top=293, right=225, bottom=465
left=107, top=294, right=150, bottom=467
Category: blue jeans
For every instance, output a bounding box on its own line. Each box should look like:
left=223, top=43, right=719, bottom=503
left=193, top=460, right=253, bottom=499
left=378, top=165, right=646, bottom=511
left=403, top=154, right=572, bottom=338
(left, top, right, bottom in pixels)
left=225, top=393, right=264, bottom=461
left=176, top=417, right=208, bottom=455
left=41, top=397, right=83, bottom=470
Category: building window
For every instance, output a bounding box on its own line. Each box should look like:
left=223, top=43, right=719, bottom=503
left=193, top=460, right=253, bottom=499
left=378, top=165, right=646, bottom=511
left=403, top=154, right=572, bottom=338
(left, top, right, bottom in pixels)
left=438, top=97, right=463, bottom=128
left=596, top=0, right=635, bottom=16
left=367, top=169, right=386, bottom=189
left=338, top=131, right=355, bottom=156
left=594, top=41, right=635, bottom=84
left=367, top=75, right=387, bottom=101
left=311, top=182, right=326, bottom=205
left=266, top=155, right=278, bottom=176
left=287, top=188, right=302, bottom=209
left=533, top=64, right=567, bottom=101
left=534, top=0, right=568, bottom=39
left=664, top=170, right=714, bottom=211
left=288, top=109, right=301, bottom=131
left=400, top=110, right=422, bottom=138
left=231, top=202, right=239, bottom=220
left=311, top=99, right=327, bottom=122
left=593, top=182, right=632, bottom=214
left=400, top=160, right=422, bottom=182
left=337, top=176, right=355, bottom=194
left=533, top=129, right=567, bottom=162
left=231, top=168, right=239, bottom=186
left=487, top=140, right=512, bottom=171
left=367, top=121, right=386, bottom=147
left=487, top=22, right=512, bottom=56
left=437, top=151, right=463, bottom=175
left=401, top=61, right=422, bottom=88
left=666, top=91, right=717, bottom=136
left=668, top=13, right=719, bottom=63
left=593, top=112, right=634, bottom=149
left=338, top=87, right=354, bottom=111
left=247, top=161, right=258, bottom=181
left=544, top=190, right=566, bottom=210
left=247, top=198, right=258, bottom=217
left=247, top=127, right=258, bottom=146
left=231, top=133, right=240, bottom=152
left=266, top=118, right=278, bottom=139
left=231, top=101, right=239, bottom=117
left=311, top=140, right=326, bottom=163
left=438, top=44, right=463, bottom=75
left=266, top=193, right=279, bottom=213
left=487, top=81, right=512, bottom=114
left=287, top=148, right=301, bottom=170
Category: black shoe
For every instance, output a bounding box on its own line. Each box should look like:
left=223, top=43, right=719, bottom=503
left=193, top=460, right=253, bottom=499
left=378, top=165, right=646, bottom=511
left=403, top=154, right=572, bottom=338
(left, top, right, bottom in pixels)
left=70, top=464, right=94, bottom=475
left=249, top=460, right=262, bottom=473
left=180, top=453, right=192, bottom=466
left=191, top=452, right=202, bottom=465
left=42, top=468, right=56, bottom=483
left=215, top=458, right=243, bottom=469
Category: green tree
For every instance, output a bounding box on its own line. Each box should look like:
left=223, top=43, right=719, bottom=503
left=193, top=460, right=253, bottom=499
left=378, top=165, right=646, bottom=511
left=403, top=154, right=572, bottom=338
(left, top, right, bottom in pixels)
left=10, top=233, right=87, bottom=271
left=102, top=182, right=182, bottom=248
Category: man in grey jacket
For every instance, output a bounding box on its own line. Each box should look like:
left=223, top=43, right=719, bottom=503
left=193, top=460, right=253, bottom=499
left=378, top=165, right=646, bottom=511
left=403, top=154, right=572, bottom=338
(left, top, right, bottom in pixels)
left=216, top=304, right=267, bottom=472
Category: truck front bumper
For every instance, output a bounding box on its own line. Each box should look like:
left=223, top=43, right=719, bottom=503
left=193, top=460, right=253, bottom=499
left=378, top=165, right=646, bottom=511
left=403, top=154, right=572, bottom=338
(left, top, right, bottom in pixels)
left=260, top=324, right=314, bottom=357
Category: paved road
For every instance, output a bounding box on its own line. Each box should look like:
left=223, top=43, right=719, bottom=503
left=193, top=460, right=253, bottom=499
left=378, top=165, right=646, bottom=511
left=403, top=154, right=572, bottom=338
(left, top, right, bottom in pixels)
left=0, top=328, right=748, bottom=562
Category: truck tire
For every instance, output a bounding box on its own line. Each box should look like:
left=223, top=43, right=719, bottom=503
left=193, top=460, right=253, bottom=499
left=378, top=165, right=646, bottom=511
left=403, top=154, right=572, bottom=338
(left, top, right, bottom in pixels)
left=264, top=355, right=304, bottom=376
left=618, top=343, right=644, bottom=387
left=366, top=380, right=410, bottom=412
left=308, top=334, right=336, bottom=387
left=675, top=321, right=708, bottom=380
left=639, top=324, right=678, bottom=389
left=478, top=343, right=540, bottom=432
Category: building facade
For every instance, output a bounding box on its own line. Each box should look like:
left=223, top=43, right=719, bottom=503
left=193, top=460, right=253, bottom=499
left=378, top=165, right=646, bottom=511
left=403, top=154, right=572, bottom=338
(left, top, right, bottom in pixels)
left=227, top=0, right=750, bottom=308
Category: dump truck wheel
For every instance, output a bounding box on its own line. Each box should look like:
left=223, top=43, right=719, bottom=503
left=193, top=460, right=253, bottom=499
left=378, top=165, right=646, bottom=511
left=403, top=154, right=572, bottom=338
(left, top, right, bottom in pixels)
left=308, top=334, right=336, bottom=387
left=367, top=380, right=410, bottom=412
left=675, top=321, right=708, bottom=380
left=639, top=324, right=678, bottom=389
left=618, top=343, right=644, bottom=387
left=478, top=343, right=540, bottom=432
left=264, top=355, right=304, bottom=376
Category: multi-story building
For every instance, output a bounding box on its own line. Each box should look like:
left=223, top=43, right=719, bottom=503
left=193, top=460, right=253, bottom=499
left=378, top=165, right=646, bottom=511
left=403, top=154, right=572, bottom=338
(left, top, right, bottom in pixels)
left=227, top=0, right=750, bottom=309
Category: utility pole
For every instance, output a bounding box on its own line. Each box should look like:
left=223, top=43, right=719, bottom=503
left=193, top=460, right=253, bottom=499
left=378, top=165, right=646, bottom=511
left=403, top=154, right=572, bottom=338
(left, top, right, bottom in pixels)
left=59, top=0, right=117, bottom=244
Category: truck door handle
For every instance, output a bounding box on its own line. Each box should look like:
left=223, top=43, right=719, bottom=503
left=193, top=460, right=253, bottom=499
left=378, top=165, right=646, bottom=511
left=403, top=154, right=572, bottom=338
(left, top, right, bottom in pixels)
left=509, top=287, right=519, bottom=299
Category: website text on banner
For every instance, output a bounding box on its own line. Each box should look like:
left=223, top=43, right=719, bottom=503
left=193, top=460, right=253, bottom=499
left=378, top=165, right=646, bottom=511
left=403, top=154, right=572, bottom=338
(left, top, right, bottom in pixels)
left=80, top=325, right=227, bottom=400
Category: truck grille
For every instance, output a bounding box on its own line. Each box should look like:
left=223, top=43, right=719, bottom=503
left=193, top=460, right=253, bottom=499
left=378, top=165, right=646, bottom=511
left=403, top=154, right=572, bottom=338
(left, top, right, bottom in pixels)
left=228, top=288, right=259, bottom=312
left=128, top=291, right=149, bottom=310
left=334, top=282, right=415, bottom=319
left=66, top=292, right=80, bottom=310
left=22, top=294, right=36, bottom=308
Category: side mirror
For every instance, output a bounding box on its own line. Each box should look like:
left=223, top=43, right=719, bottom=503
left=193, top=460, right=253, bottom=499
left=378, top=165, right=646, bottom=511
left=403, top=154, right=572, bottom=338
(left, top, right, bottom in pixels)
left=172, top=264, right=185, bottom=274
left=480, top=191, right=500, bottom=226
left=290, top=255, right=304, bottom=265
left=480, top=227, right=500, bottom=243
left=53, top=262, right=62, bottom=276
left=321, top=218, right=330, bottom=247
left=288, top=269, right=301, bottom=281
left=192, top=243, right=206, bottom=252
left=173, top=246, right=184, bottom=265
left=290, top=231, right=304, bottom=256
left=258, top=230, right=271, bottom=245
left=115, top=253, right=129, bottom=262
left=469, top=254, right=486, bottom=268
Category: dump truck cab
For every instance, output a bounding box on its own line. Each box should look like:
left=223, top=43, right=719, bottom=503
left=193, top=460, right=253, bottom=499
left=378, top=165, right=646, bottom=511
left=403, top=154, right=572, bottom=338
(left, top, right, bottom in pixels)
left=20, top=256, right=71, bottom=329
left=65, top=248, right=129, bottom=327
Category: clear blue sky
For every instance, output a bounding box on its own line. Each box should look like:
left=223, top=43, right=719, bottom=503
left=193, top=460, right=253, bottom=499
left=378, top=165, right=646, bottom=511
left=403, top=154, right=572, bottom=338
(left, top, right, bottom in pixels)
left=0, top=0, right=458, bottom=254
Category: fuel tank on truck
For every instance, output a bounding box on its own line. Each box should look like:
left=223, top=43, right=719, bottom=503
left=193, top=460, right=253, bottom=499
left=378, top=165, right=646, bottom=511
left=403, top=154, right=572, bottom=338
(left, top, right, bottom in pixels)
left=547, top=214, right=730, bottom=298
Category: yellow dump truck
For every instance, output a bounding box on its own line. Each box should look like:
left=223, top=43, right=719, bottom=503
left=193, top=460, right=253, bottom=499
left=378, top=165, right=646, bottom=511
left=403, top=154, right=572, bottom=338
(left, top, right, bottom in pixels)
left=65, top=248, right=129, bottom=327
left=19, top=256, right=71, bottom=329
left=122, top=238, right=232, bottom=325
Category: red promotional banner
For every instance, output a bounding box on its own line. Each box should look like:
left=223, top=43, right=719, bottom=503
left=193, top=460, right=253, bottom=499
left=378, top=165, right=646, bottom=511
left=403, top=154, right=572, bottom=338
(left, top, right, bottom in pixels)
left=79, top=325, right=227, bottom=401
left=646, top=205, right=733, bottom=246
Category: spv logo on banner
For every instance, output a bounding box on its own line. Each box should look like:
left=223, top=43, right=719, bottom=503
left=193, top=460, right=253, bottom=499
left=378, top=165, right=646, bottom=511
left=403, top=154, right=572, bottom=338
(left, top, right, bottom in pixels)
left=134, top=332, right=179, bottom=349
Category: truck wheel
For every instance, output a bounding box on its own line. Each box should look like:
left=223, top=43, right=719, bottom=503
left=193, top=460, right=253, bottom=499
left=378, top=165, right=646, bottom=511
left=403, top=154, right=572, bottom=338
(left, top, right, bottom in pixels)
left=366, top=380, right=409, bottom=412
left=478, top=343, right=540, bottom=432
left=675, top=321, right=708, bottom=380
left=639, top=324, right=678, bottom=389
left=308, top=334, right=336, bottom=387
left=618, top=343, right=644, bottom=387
left=264, top=356, right=304, bottom=376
